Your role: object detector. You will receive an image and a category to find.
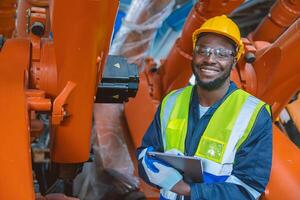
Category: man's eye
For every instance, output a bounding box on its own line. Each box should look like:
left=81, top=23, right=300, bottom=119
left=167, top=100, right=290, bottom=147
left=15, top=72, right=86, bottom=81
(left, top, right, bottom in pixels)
left=216, top=49, right=230, bottom=58
left=218, top=51, right=227, bottom=57
left=199, top=48, right=207, bottom=54
left=194, top=46, right=202, bottom=54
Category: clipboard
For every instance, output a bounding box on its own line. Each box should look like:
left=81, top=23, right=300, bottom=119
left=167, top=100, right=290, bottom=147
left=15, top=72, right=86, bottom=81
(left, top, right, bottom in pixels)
left=147, top=151, right=203, bottom=183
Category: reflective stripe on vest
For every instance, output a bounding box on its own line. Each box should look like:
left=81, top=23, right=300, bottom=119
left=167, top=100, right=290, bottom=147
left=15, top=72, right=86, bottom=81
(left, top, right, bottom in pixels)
left=160, top=85, right=267, bottom=177
left=226, top=175, right=261, bottom=199
left=160, top=86, right=193, bottom=152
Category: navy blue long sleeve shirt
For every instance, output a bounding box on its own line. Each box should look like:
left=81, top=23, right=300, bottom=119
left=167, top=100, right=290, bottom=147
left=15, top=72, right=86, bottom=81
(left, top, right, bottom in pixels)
left=136, top=82, right=272, bottom=200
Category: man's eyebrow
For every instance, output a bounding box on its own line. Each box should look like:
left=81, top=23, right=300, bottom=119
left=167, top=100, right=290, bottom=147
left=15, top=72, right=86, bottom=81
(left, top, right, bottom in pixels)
left=195, top=43, right=209, bottom=47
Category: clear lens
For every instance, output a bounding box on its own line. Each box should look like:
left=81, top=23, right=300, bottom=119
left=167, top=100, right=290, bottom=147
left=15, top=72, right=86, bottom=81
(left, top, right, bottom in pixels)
left=194, top=46, right=235, bottom=59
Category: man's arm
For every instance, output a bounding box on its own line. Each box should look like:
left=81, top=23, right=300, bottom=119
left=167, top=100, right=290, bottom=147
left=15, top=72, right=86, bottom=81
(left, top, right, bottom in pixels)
left=136, top=105, right=164, bottom=186
left=171, top=180, right=190, bottom=195
left=172, top=107, right=273, bottom=200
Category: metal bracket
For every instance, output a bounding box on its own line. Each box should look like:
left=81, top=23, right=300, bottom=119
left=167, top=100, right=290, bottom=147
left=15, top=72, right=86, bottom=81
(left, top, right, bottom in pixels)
left=52, top=81, right=76, bottom=125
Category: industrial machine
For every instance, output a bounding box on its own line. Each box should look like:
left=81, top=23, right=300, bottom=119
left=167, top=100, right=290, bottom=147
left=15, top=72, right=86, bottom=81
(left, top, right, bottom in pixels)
left=0, top=0, right=300, bottom=199
left=0, top=0, right=138, bottom=199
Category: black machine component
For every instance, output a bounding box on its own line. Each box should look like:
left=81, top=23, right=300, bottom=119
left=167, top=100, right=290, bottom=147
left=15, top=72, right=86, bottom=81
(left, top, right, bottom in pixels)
left=31, top=21, right=45, bottom=37
left=230, top=0, right=276, bottom=36
left=244, top=52, right=256, bottom=63
left=95, top=55, right=139, bottom=103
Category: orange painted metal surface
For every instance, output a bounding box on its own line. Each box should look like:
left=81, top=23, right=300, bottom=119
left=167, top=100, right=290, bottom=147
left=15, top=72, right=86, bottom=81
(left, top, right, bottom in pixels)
left=29, top=39, right=58, bottom=97
left=0, top=0, right=17, bottom=37
left=252, top=0, right=300, bottom=42
left=51, top=81, right=76, bottom=125
left=26, top=5, right=57, bottom=96
left=0, top=0, right=119, bottom=198
left=16, top=0, right=51, bottom=38
left=0, top=39, right=34, bottom=199
left=27, top=96, right=51, bottom=111
left=30, top=0, right=48, bottom=7
left=262, top=125, right=300, bottom=200
left=253, top=17, right=300, bottom=118
left=25, top=89, right=51, bottom=138
left=50, top=0, right=119, bottom=163
left=30, top=7, right=47, bottom=59
left=234, top=38, right=259, bottom=94
left=16, top=0, right=31, bottom=37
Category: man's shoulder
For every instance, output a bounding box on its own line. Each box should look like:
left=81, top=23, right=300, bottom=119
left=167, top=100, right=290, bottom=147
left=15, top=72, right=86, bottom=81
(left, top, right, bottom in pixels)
left=235, top=87, right=270, bottom=106
left=163, top=85, right=194, bottom=100
left=232, top=86, right=272, bottom=120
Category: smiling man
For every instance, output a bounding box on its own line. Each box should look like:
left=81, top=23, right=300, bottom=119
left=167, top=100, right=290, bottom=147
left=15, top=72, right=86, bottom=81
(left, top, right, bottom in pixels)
left=137, top=15, right=272, bottom=200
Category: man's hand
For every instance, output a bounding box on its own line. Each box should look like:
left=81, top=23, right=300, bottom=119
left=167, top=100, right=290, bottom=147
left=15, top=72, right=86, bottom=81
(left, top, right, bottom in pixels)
left=171, top=180, right=191, bottom=196
left=138, top=147, right=183, bottom=190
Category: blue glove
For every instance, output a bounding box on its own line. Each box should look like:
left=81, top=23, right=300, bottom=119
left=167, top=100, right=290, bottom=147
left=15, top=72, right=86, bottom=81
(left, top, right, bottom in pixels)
left=138, top=147, right=183, bottom=190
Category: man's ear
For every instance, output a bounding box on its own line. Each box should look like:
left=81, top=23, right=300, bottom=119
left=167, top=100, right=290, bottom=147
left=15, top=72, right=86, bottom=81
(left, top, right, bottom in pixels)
left=231, top=57, right=238, bottom=69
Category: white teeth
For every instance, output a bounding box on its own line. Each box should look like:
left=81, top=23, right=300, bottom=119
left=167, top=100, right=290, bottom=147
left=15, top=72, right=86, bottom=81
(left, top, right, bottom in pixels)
left=200, top=68, right=218, bottom=74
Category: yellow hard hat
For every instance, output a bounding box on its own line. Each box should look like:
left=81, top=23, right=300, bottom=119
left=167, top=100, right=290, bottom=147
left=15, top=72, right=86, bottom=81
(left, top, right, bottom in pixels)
left=192, top=15, right=244, bottom=60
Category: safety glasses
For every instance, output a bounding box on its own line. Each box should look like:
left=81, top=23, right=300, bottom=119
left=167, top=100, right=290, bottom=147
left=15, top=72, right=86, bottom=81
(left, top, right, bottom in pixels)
left=194, top=46, right=235, bottom=60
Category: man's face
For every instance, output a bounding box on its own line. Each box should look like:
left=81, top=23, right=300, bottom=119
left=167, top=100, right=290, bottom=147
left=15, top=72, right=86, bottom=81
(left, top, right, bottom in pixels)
left=191, top=33, right=236, bottom=91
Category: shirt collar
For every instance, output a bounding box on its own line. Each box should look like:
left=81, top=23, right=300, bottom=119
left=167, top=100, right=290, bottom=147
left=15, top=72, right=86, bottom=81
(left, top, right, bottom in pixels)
left=191, top=81, right=238, bottom=111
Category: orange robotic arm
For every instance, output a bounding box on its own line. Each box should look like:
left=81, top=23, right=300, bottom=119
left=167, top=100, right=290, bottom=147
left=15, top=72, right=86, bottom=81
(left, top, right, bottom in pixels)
left=0, top=0, right=119, bottom=199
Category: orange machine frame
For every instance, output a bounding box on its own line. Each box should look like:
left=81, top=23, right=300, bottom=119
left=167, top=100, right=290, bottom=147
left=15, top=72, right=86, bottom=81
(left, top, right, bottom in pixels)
left=0, top=0, right=119, bottom=199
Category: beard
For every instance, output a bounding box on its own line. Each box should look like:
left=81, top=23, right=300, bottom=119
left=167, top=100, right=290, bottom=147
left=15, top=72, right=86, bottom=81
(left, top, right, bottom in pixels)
left=191, top=62, right=232, bottom=91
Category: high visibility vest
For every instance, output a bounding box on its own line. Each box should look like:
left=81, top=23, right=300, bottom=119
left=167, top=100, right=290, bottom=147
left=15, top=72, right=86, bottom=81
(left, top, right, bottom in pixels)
left=160, top=85, right=270, bottom=199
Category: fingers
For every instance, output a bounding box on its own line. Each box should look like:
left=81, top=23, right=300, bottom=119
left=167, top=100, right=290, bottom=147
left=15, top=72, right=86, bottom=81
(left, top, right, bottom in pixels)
left=144, top=155, right=159, bottom=173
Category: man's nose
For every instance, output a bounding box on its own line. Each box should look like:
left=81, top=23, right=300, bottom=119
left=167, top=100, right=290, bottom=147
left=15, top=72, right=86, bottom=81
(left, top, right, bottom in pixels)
left=203, top=53, right=217, bottom=64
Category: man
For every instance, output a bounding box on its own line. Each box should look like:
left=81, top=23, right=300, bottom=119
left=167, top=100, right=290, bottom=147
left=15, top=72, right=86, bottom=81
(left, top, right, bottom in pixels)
left=136, top=15, right=272, bottom=200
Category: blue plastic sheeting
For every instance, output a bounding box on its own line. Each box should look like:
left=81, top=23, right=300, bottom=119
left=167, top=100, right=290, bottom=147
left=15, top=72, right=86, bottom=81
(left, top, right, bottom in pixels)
left=112, top=10, right=126, bottom=41
left=120, top=0, right=132, bottom=6
left=163, top=1, right=194, bottom=32
left=149, top=0, right=194, bottom=60
left=111, top=0, right=132, bottom=42
left=111, top=0, right=194, bottom=60
left=156, top=0, right=194, bottom=40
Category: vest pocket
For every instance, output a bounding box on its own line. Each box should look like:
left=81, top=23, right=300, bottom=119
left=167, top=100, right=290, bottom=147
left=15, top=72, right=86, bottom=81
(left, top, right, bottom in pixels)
left=197, top=136, right=225, bottom=163
left=165, top=119, right=187, bottom=151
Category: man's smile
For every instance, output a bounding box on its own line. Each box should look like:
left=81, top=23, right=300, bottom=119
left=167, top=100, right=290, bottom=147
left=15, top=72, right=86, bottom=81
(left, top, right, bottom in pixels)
left=196, top=65, right=221, bottom=77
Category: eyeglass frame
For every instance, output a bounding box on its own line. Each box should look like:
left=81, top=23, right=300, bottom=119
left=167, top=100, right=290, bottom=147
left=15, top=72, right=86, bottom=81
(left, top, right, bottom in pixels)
left=193, top=45, right=236, bottom=60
